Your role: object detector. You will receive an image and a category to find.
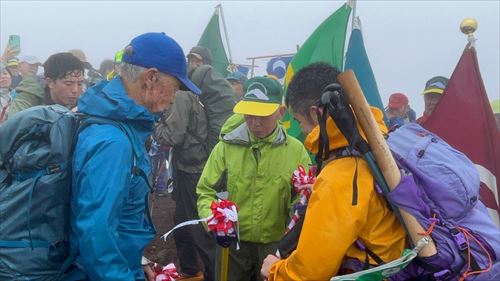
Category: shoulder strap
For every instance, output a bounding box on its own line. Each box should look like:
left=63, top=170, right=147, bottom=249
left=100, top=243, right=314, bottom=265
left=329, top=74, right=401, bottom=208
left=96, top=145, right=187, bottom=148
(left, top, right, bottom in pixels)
left=77, top=115, right=152, bottom=192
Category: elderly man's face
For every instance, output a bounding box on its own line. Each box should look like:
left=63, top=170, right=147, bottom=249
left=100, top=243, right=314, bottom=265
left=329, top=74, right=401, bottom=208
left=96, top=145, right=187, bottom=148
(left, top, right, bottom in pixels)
left=143, top=72, right=180, bottom=113
left=424, top=93, right=442, bottom=116
left=386, top=105, right=409, bottom=119
left=187, top=56, right=204, bottom=73
left=244, top=106, right=285, bottom=138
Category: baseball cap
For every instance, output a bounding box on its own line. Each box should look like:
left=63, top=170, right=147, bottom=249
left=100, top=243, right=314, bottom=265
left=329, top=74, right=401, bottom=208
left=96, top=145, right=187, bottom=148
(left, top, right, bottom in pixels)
left=233, top=76, right=283, bottom=116
left=388, top=93, right=409, bottom=109
left=7, top=57, right=18, bottom=67
left=187, top=46, right=213, bottom=65
left=19, top=55, right=41, bottom=65
left=422, top=76, right=449, bottom=95
left=122, top=32, right=200, bottom=95
left=226, top=71, right=248, bottom=84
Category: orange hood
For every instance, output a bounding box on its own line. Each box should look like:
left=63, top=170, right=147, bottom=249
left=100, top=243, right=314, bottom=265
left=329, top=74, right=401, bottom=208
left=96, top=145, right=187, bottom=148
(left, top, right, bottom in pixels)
left=304, top=106, right=387, bottom=155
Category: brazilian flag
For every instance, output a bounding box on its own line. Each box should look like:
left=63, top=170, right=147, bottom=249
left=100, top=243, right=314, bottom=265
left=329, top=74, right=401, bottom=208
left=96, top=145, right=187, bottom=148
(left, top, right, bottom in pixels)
left=282, top=3, right=352, bottom=141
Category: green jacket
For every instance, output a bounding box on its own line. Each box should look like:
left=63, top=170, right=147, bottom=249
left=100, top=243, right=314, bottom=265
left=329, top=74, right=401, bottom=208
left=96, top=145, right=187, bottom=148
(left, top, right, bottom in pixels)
left=197, top=118, right=311, bottom=243
left=6, top=76, right=47, bottom=119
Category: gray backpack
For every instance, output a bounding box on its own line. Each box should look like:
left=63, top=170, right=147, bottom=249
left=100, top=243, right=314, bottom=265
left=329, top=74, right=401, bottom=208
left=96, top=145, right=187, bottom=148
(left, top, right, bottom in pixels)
left=0, top=105, right=144, bottom=280
left=0, top=105, right=76, bottom=280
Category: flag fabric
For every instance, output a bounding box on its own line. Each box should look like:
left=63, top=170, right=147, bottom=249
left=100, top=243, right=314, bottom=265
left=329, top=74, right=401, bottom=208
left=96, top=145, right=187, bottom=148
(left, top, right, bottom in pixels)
left=423, top=44, right=500, bottom=226
left=198, top=7, right=230, bottom=77
left=344, top=20, right=386, bottom=119
left=282, top=3, right=352, bottom=141
left=235, top=65, right=250, bottom=76
left=267, top=56, right=294, bottom=80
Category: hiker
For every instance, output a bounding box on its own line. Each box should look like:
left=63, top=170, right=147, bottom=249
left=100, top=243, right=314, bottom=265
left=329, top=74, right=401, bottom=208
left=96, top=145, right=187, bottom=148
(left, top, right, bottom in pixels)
left=417, top=76, right=449, bottom=124
left=6, top=58, right=22, bottom=88
left=17, top=55, right=42, bottom=77
left=107, top=50, right=124, bottom=81
left=0, top=45, right=22, bottom=88
left=187, top=46, right=213, bottom=73
left=68, top=32, right=200, bottom=280
left=226, top=71, right=248, bottom=99
left=197, top=76, right=311, bottom=281
left=187, top=45, right=237, bottom=151
left=6, top=52, right=84, bottom=119
left=385, top=92, right=416, bottom=129
left=154, top=90, right=216, bottom=281
left=98, top=59, right=114, bottom=79
left=261, top=62, right=406, bottom=280
left=69, top=48, right=103, bottom=87
left=0, top=63, right=14, bottom=122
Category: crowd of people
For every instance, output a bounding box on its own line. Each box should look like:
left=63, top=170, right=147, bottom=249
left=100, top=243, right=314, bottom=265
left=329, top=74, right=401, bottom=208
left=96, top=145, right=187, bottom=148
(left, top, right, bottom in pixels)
left=1, top=30, right=499, bottom=281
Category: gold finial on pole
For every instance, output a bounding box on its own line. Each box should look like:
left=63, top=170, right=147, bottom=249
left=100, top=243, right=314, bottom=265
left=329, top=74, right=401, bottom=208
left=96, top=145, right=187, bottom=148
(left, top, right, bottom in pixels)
left=460, top=18, right=478, bottom=45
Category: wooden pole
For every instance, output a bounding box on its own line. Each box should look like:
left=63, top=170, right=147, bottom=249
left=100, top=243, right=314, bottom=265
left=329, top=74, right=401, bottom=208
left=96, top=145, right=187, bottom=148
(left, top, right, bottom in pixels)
left=338, top=70, right=437, bottom=257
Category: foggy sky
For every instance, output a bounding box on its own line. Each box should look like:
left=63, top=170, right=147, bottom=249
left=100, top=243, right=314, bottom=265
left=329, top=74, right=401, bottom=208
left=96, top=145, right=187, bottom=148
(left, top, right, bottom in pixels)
left=1, top=0, right=499, bottom=115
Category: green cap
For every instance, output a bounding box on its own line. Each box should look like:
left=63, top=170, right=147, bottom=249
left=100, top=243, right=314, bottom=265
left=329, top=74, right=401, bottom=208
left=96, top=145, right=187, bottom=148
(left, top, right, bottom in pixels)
left=114, top=50, right=123, bottom=64
left=422, top=76, right=449, bottom=95
left=233, top=76, right=283, bottom=116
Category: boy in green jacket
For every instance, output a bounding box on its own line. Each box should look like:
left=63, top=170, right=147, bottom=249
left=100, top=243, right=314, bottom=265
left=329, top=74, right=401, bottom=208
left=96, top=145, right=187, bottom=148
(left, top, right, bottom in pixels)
left=197, top=76, right=311, bottom=281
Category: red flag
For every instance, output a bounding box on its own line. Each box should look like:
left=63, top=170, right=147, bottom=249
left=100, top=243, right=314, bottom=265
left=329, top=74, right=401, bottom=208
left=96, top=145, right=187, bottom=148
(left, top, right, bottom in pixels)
left=423, top=44, right=500, bottom=226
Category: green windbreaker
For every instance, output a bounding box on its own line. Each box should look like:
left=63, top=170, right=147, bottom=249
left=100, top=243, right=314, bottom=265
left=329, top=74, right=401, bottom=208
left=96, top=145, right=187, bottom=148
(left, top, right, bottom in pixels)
left=6, top=75, right=47, bottom=119
left=197, top=116, right=311, bottom=243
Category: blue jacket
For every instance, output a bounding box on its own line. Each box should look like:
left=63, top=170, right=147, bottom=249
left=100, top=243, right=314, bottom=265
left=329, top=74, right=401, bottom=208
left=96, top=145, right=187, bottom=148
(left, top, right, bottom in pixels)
left=69, top=77, right=155, bottom=280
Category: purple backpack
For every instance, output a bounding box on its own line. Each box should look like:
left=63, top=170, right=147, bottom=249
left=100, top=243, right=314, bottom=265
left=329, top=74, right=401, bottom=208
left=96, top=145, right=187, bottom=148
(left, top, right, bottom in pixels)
left=386, top=123, right=500, bottom=280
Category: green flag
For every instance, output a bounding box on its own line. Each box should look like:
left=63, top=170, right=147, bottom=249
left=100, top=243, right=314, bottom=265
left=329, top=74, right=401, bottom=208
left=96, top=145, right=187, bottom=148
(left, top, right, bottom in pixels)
left=282, top=3, right=352, bottom=141
left=198, top=7, right=230, bottom=76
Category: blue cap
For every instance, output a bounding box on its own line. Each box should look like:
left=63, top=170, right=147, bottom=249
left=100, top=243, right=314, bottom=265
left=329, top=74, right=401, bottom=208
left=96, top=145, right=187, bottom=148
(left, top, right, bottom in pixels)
left=226, top=71, right=248, bottom=84
left=122, top=32, right=201, bottom=95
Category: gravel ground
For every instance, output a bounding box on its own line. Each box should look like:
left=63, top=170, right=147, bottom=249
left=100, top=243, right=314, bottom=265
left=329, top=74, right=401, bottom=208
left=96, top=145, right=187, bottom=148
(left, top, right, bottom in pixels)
left=145, top=194, right=178, bottom=266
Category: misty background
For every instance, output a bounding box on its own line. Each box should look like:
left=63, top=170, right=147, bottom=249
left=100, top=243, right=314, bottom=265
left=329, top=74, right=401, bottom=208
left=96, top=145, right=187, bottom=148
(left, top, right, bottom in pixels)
left=1, top=0, right=499, bottom=115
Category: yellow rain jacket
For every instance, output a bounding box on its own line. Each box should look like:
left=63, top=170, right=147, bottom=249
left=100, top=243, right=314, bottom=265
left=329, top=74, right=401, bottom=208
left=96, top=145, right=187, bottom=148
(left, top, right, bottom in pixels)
left=268, top=108, right=406, bottom=280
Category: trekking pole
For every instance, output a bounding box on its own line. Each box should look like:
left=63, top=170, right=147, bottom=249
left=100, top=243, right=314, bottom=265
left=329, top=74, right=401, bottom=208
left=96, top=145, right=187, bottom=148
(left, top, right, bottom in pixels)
left=214, top=191, right=231, bottom=281
left=337, top=70, right=437, bottom=257
left=220, top=247, right=229, bottom=281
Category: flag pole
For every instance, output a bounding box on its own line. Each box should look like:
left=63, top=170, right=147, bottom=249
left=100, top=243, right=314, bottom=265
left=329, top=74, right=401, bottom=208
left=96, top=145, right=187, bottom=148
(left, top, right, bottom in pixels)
left=348, top=0, right=357, bottom=30
left=217, top=4, right=234, bottom=64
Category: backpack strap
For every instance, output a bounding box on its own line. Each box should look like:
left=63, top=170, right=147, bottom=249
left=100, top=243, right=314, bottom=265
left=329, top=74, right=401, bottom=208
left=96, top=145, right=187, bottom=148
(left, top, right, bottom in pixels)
left=327, top=147, right=362, bottom=206
left=186, top=127, right=209, bottom=154
left=355, top=239, right=385, bottom=270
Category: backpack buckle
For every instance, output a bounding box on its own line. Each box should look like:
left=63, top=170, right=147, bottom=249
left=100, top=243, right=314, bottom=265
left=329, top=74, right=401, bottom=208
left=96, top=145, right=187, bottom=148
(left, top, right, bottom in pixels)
left=433, top=269, right=452, bottom=280
left=46, top=164, right=64, bottom=174
left=451, top=229, right=467, bottom=250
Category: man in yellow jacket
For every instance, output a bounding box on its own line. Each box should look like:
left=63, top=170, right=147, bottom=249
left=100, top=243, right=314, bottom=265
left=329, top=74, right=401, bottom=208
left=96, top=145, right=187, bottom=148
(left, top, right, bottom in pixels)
left=261, top=62, right=406, bottom=280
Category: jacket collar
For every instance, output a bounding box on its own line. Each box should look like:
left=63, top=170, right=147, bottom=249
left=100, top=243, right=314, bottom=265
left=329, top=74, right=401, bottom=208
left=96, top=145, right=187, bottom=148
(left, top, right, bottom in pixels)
left=222, top=122, right=287, bottom=147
